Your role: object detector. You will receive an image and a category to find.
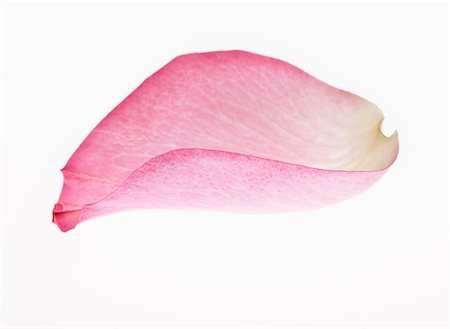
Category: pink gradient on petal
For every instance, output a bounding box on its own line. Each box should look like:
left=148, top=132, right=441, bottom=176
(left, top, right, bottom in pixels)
left=53, top=50, right=399, bottom=232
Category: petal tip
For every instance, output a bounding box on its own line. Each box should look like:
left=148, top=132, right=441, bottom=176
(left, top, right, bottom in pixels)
left=52, top=208, right=80, bottom=232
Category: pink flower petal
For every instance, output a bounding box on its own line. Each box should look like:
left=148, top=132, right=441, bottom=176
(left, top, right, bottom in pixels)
left=53, top=50, right=399, bottom=232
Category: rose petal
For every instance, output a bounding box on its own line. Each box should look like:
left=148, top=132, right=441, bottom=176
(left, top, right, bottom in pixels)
left=53, top=50, right=399, bottom=232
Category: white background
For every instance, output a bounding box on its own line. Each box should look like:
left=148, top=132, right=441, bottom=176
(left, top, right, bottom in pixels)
left=1, top=2, right=448, bottom=328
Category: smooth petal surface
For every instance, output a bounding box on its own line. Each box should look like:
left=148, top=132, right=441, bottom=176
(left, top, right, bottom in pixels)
left=53, top=50, right=399, bottom=232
